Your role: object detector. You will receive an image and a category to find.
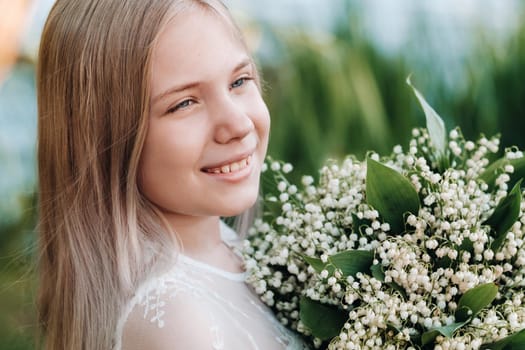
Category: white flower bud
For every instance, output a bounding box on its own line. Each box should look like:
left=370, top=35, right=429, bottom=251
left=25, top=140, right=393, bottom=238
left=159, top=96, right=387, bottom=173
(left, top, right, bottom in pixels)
left=301, top=175, right=314, bottom=186
left=282, top=163, right=293, bottom=173
left=279, top=193, right=289, bottom=202
left=483, top=249, right=494, bottom=261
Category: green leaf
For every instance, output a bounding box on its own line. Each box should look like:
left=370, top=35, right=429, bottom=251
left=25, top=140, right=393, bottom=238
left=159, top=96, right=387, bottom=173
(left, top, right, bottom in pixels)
left=366, top=158, right=420, bottom=233
left=301, top=254, right=335, bottom=276
left=389, top=281, right=408, bottom=300
left=369, top=264, right=408, bottom=300
left=480, top=156, right=525, bottom=191
left=421, top=322, right=466, bottom=346
left=299, top=297, right=348, bottom=340
left=458, top=237, right=474, bottom=253
left=435, top=256, right=453, bottom=269
left=480, top=328, right=525, bottom=350
left=370, top=263, right=385, bottom=282
left=351, top=213, right=370, bottom=236
left=421, top=284, right=498, bottom=346
left=329, top=250, right=374, bottom=277
left=484, top=179, right=522, bottom=252
left=455, top=283, right=498, bottom=322
left=406, top=76, right=447, bottom=156
left=301, top=255, right=327, bottom=274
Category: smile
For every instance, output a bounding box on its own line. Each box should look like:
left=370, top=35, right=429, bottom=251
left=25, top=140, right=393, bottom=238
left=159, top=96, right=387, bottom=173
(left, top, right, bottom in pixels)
left=203, top=155, right=252, bottom=174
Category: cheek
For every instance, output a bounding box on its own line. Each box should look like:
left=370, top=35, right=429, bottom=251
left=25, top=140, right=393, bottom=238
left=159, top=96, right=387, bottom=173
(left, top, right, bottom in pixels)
left=259, top=102, right=271, bottom=137
left=258, top=105, right=271, bottom=158
left=137, top=120, right=203, bottom=204
left=248, top=91, right=271, bottom=146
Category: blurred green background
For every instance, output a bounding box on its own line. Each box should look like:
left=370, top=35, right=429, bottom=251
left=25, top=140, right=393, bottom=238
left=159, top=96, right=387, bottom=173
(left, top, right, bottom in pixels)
left=1, top=1, right=525, bottom=348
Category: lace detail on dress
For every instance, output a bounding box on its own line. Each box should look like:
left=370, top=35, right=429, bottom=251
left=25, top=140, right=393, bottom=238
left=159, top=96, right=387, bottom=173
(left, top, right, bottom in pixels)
left=210, top=324, right=225, bottom=350
left=139, top=269, right=190, bottom=328
left=116, top=223, right=310, bottom=350
left=136, top=265, right=229, bottom=348
left=142, top=291, right=166, bottom=328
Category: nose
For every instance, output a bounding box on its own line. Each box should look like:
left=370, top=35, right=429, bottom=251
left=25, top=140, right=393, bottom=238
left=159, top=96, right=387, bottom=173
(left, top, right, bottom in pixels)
left=212, top=94, right=254, bottom=144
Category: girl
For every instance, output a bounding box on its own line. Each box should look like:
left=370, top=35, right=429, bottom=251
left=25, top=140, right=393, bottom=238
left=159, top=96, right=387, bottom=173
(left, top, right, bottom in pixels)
left=37, top=0, right=308, bottom=349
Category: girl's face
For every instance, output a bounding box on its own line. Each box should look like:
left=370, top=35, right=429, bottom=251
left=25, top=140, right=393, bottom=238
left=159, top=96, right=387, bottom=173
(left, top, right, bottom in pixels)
left=138, top=9, right=270, bottom=220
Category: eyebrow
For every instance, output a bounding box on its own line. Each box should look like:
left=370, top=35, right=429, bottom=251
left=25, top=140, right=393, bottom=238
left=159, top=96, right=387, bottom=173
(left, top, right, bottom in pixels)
left=151, top=57, right=253, bottom=105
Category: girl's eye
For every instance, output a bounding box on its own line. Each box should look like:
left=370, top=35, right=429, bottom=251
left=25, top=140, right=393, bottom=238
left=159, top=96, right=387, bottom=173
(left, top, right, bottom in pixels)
left=231, top=77, right=251, bottom=89
left=167, top=99, right=194, bottom=114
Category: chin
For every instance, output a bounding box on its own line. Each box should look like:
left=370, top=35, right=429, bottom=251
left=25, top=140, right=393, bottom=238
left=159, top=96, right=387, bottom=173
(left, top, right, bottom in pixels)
left=217, top=189, right=259, bottom=217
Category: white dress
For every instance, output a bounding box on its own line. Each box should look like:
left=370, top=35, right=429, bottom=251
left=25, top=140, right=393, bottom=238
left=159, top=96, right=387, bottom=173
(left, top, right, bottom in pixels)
left=115, top=222, right=309, bottom=350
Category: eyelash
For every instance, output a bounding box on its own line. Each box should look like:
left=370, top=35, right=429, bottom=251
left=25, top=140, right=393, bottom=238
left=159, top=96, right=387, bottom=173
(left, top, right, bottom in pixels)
left=167, top=99, right=194, bottom=114
left=230, top=76, right=252, bottom=89
left=166, top=76, right=253, bottom=114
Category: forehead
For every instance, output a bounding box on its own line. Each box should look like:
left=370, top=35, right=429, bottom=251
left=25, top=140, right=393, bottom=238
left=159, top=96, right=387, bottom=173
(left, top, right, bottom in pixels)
left=150, top=8, right=248, bottom=94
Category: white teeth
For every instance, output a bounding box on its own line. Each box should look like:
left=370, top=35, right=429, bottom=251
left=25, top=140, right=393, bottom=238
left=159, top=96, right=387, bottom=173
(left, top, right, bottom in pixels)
left=230, top=162, right=240, bottom=172
left=206, top=155, right=251, bottom=174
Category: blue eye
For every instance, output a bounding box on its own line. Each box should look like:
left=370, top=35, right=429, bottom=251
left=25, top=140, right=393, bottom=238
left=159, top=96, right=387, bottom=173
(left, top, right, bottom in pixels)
left=167, top=99, right=194, bottom=114
left=231, top=77, right=251, bottom=89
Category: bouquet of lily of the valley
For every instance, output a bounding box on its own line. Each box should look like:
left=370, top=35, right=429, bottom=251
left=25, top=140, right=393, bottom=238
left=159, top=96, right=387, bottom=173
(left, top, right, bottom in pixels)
left=242, top=79, right=525, bottom=349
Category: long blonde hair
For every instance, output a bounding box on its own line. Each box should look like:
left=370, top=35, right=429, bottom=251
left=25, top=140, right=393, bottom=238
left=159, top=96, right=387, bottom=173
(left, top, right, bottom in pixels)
left=36, top=1, right=250, bottom=349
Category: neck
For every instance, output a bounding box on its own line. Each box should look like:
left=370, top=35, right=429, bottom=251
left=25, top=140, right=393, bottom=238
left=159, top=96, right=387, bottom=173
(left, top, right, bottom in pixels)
left=160, top=212, right=243, bottom=273
left=163, top=213, right=222, bottom=256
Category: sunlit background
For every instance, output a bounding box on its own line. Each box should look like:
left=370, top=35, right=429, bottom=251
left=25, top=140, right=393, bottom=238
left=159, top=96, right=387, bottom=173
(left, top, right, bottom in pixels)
left=1, top=1, right=524, bottom=348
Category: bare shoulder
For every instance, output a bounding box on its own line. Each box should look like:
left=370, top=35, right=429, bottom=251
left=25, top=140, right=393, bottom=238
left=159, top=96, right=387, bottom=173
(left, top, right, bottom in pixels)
left=120, top=289, right=217, bottom=350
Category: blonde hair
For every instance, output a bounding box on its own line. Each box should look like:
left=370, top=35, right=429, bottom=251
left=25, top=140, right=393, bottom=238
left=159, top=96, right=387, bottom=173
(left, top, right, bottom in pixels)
left=36, top=0, right=253, bottom=349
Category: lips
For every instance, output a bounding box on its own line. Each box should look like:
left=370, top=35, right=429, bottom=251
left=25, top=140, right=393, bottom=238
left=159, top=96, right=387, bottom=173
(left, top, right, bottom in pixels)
left=202, top=154, right=252, bottom=174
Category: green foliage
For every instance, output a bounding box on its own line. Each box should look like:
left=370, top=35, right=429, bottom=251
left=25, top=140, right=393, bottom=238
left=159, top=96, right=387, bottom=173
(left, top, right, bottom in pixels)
left=484, top=180, right=523, bottom=251
left=261, top=21, right=414, bottom=181
left=330, top=250, right=374, bottom=277
left=481, top=328, right=525, bottom=350
left=480, top=156, right=525, bottom=191
left=366, top=158, right=420, bottom=233
left=406, top=77, right=450, bottom=171
left=299, top=297, right=348, bottom=340
left=0, top=193, right=37, bottom=350
left=301, top=250, right=374, bottom=278
left=418, top=283, right=498, bottom=346
left=407, top=77, right=447, bottom=159
left=422, top=283, right=510, bottom=348
left=421, top=322, right=466, bottom=346
left=301, top=254, right=331, bottom=274
left=261, top=6, right=525, bottom=182
left=455, top=283, right=498, bottom=322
